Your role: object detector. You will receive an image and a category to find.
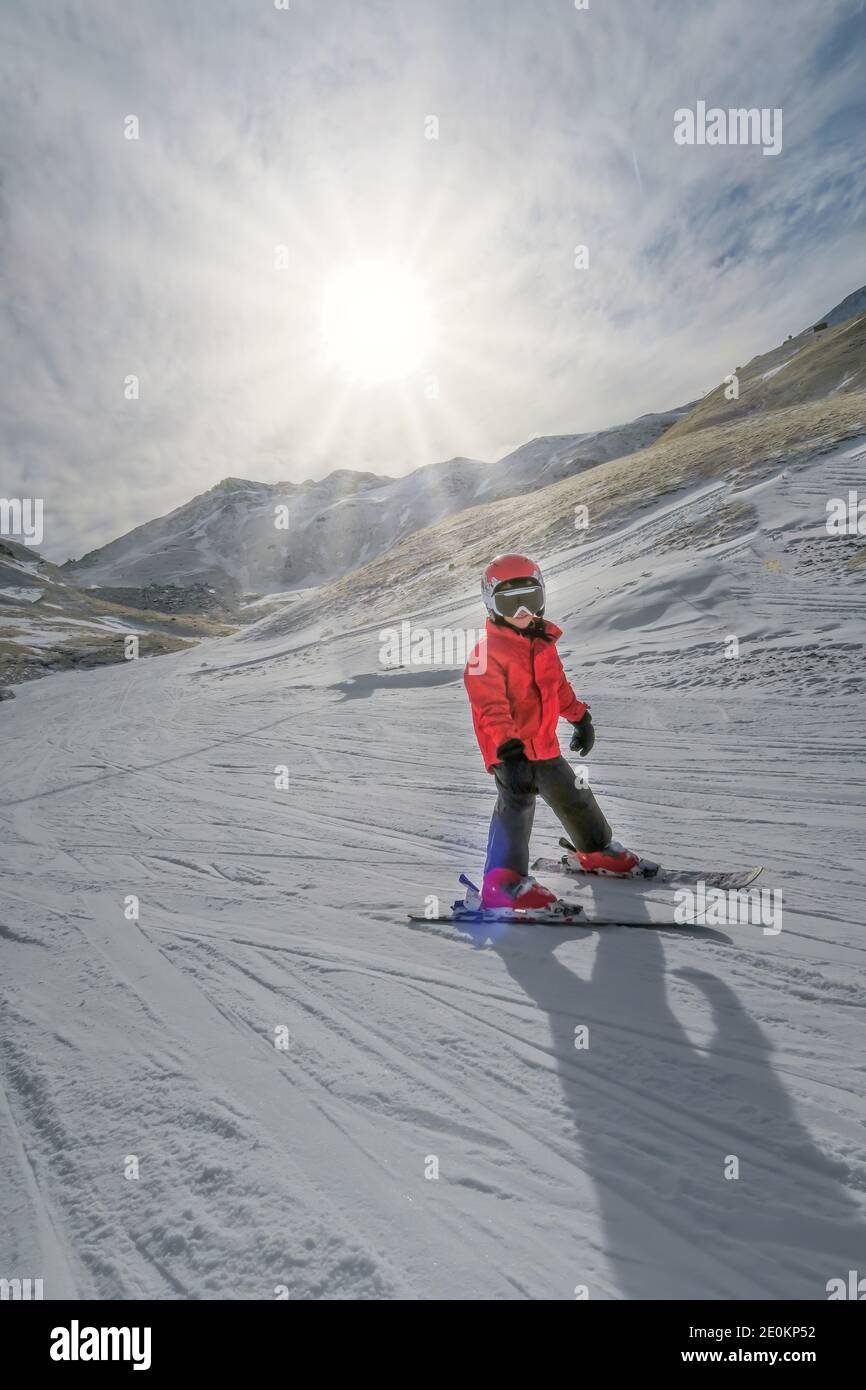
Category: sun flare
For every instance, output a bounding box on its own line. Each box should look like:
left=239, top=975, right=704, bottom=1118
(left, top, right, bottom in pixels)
left=320, top=261, right=432, bottom=385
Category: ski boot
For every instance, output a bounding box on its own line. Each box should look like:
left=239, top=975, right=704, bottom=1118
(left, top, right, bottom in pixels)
left=450, top=871, right=584, bottom=924
left=569, top=840, right=647, bottom=877
left=482, top=867, right=559, bottom=909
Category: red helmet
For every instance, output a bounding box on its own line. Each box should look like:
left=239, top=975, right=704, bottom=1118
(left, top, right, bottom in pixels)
left=481, top=554, right=546, bottom=620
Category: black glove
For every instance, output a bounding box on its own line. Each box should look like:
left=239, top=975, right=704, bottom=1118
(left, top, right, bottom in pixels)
left=569, top=710, right=595, bottom=757
left=495, top=738, right=535, bottom=795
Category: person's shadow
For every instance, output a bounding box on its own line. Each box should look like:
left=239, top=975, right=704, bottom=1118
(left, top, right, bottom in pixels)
left=489, top=903, right=864, bottom=1299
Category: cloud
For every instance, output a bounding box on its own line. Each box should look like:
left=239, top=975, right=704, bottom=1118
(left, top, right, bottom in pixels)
left=1, top=0, right=865, bottom=560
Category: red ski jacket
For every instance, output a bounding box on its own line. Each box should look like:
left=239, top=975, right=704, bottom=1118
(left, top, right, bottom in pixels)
left=464, top=618, right=588, bottom=770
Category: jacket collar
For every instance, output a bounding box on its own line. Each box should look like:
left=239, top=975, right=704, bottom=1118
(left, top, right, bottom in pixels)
left=485, top=616, right=562, bottom=644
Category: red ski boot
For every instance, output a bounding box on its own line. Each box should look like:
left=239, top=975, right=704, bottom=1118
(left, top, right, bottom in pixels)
left=574, top=840, right=640, bottom=876
left=482, top=868, right=559, bottom=909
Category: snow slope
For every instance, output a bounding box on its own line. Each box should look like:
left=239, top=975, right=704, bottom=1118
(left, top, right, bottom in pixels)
left=2, top=438, right=866, bottom=1300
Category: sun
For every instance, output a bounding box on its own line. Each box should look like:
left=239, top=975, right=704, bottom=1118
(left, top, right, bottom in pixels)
left=320, top=261, right=432, bottom=385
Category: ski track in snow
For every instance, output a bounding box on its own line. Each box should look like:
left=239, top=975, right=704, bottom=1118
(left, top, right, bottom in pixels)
left=2, top=443, right=866, bottom=1300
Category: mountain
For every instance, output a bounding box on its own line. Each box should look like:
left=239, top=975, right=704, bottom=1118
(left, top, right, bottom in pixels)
left=11, top=280, right=865, bottom=696
left=59, top=409, right=690, bottom=598
left=59, top=282, right=866, bottom=604
left=820, top=283, right=866, bottom=330
left=666, top=285, right=866, bottom=442
left=246, top=288, right=866, bottom=645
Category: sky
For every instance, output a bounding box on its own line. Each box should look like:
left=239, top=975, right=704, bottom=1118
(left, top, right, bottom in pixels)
left=1, top=0, right=865, bottom=562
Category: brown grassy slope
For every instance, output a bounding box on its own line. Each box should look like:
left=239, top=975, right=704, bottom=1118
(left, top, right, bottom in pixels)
left=664, top=312, right=866, bottom=440
left=0, top=629, right=197, bottom=688
left=0, top=583, right=236, bottom=690
left=70, top=589, right=237, bottom=638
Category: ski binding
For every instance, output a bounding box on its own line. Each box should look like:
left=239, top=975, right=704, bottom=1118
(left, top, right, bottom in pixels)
left=407, top=873, right=586, bottom=928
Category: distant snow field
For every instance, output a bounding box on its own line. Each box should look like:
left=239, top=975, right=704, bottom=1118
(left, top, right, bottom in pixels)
left=0, top=586, right=44, bottom=602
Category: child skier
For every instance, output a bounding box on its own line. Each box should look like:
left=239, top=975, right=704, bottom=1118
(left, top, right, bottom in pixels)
left=464, top=553, right=639, bottom=909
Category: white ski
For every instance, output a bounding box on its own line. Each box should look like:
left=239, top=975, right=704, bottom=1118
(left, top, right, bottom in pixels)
left=532, top=841, right=763, bottom=892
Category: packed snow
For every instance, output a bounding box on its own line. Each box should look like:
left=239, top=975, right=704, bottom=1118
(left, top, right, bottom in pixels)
left=2, top=437, right=865, bottom=1299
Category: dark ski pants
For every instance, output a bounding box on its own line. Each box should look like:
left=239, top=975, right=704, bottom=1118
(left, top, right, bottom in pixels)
left=484, top=755, right=612, bottom=879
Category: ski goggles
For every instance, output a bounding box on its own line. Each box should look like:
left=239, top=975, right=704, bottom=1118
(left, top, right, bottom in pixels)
left=492, top=580, right=545, bottom=619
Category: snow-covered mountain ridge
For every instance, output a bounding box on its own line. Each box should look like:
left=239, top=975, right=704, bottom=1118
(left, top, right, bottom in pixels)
left=60, top=410, right=689, bottom=594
